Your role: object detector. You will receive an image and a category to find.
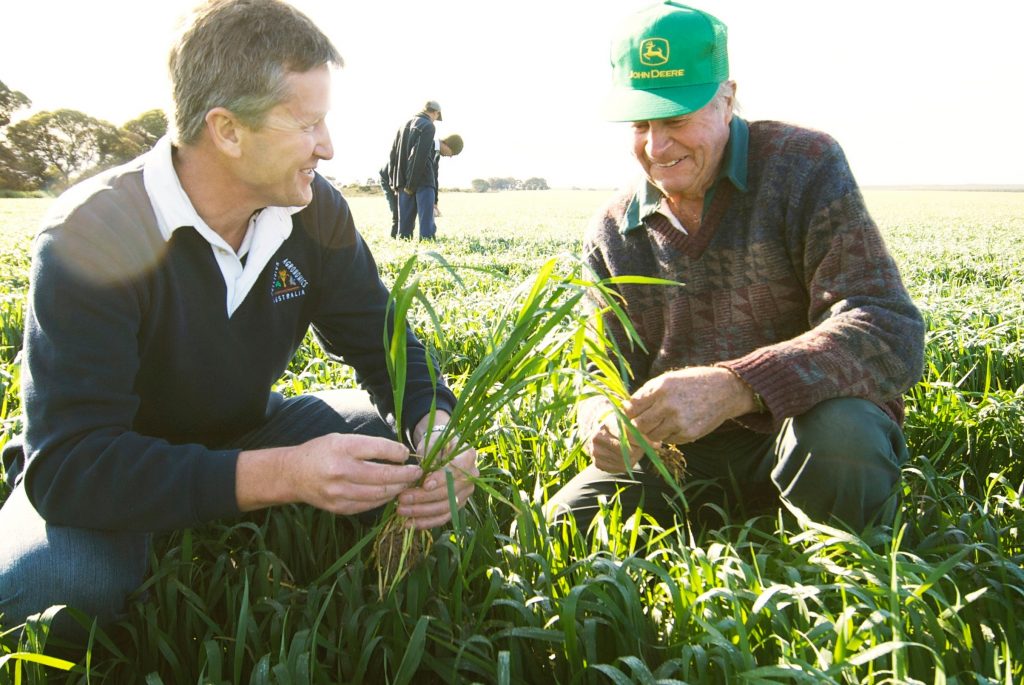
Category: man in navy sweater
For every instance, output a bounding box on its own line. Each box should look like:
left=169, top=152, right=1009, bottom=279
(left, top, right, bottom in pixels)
left=0, top=0, right=477, bottom=640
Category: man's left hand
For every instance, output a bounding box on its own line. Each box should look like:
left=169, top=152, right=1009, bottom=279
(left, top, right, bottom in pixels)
left=398, top=415, right=478, bottom=529
left=625, top=366, right=757, bottom=445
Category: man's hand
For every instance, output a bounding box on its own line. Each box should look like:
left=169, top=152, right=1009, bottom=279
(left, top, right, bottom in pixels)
left=625, top=366, right=758, bottom=445
left=399, top=413, right=478, bottom=529
left=589, top=412, right=651, bottom=473
left=578, top=396, right=649, bottom=473
left=236, top=434, right=422, bottom=515
left=433, top=204, right=441, bottom=217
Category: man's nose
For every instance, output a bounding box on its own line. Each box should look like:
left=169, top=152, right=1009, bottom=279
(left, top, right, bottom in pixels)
left=645, top=125, right=672, bottom=159
left=316, top=122, right=334, bottom=161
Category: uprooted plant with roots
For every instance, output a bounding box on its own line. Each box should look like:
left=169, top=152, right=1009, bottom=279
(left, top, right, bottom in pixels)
left=369, top=251, right=683, bottom=597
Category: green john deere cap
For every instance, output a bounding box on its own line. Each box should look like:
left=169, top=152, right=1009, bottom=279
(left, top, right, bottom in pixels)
left=604, top=1, right=729, bottom=122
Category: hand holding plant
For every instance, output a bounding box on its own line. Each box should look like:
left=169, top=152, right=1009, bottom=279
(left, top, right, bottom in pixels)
left=371, top=250, right=679, bottom=596
left=395, top=413, right=478, bottom=530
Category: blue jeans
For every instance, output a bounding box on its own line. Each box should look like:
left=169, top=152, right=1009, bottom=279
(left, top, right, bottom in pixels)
left=397, top=186, right=436, bottom=240
left=547, top=398, right=909, bottom=534
left=0, top=389, right=395, bottom=643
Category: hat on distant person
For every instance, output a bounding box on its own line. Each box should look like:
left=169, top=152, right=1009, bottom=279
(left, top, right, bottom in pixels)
left=441, top=134, right=464, bottom=155
left=604, top=1, right=729, bottom=122
left=424, top=100, right=443, bottom=120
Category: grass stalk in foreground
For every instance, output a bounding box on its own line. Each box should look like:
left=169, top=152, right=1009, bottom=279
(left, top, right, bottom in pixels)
left=372, top=251, right=673, bottom=596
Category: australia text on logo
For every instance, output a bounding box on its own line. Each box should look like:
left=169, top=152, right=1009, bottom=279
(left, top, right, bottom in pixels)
left=271, top=258, right=309, bottom=303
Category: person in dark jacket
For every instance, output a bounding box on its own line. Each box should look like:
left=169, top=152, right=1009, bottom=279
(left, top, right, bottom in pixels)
left=0, top=0, right=477, bottom=643
left=379, top=162, right=399, bottom=238
left=389, top=101, right=443, bottom=240
left=428, top=134, right=464, bottom=230
left=547, top=1, right=924, bottom=534
left=382, top=132, right=463, bottom=239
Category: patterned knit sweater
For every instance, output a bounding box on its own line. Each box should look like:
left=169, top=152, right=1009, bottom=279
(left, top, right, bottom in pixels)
left=584, top=120, right=924, bottom=432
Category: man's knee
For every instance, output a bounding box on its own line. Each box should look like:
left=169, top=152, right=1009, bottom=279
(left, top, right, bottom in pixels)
left=0, top=492, right=148, bottom=640
left=773, top=398, right=908, bottom=529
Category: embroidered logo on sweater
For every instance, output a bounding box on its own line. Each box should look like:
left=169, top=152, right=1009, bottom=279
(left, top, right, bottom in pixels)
left=271, top=259, right=308, bottom=303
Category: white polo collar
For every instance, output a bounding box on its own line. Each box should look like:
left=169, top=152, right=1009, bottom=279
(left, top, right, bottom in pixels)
left=141, top=136, right=302, bottom=316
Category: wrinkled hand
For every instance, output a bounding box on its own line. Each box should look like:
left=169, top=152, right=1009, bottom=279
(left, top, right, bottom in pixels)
left=625, top=366, right=754, bottom=445
left=579, top=397, right=652, bottom=473
left=398, top=431, right=478, bottom=530
left=282, top=433, right=423, bottom=515
left=588, top=410, right=652, bottom=473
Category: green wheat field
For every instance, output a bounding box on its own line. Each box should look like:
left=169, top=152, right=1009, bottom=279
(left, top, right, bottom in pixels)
left=1, top=189, right=1022, bottom=684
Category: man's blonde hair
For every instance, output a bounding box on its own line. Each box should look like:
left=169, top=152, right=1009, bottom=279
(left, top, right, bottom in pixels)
left=169, top=0, right=342, bottom=145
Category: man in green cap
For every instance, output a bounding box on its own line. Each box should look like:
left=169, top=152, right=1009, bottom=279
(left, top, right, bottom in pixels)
left=549, top=1, right=924, bottom=533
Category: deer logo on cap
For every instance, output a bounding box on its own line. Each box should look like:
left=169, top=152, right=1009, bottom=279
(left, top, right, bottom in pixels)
left=639, top=38, right=669, bottom=66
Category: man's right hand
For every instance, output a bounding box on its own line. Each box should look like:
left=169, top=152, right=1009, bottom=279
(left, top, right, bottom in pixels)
left=580, top=398, right=651, bottom=474
left=236, top=434, right=422, bottom=515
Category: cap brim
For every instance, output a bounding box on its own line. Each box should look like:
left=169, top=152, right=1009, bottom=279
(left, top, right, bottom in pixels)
left=603, top=81, right=720, bottom=122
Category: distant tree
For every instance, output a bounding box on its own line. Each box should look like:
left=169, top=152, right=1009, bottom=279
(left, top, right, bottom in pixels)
left=122, top=109, right=168, bottom=148
left=0, top=80, right=33, bottom=189
left=488, top=177, right=522, bottom=191
left=523, top=177, right=549, bottom=190
left=6, top=109, right=114, bottom=189
left=0, top=80, right=31, bottom=128
left=471, top=178, right=490, bottom=193
left=0, top=144, right=38, bottom=190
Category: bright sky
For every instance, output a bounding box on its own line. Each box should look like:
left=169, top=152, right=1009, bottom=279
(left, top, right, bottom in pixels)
left=3, top=0, right=1022, bottom=189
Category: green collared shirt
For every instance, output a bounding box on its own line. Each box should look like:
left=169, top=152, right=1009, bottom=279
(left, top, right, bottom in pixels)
left=620, top=116, right=750, bottom=234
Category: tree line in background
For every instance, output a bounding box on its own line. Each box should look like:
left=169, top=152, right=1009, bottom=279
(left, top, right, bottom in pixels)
left=0, top=79, right=167, bottom=193
left=471, top=177, right=549, bottom=192
left=0, top=79, right=553, bottom=195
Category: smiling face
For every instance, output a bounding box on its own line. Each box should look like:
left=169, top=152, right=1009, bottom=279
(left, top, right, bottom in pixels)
left=631, top=83, right=734, bottom=203
left=235, top=64, right=334, bottom=208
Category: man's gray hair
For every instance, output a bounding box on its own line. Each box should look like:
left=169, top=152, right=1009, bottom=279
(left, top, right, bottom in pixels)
left=169, top=0, right=343, bottom=145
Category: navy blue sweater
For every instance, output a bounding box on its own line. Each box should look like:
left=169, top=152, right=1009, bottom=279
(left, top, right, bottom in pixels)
left=21, top=161, right=454, bottom=532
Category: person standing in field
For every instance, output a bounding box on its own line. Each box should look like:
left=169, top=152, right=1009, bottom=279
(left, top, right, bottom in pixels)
left=380, top=133, right=463, bottom=239
left=389, top=100, right=444, bottom=240
left=548, top=1, right=924, bottom=534
left=379, top=161, right=401, bottom=238
left=0, top=0, right=477, bottom=642
left=430, top=133, right=464, bottom=231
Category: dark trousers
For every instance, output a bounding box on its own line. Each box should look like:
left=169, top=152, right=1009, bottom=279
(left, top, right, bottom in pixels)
left=547, top=398, right=909, bottom=534
left=382, top=183, right=399, bottom=238
left=0, top=390, right=393, bottom=643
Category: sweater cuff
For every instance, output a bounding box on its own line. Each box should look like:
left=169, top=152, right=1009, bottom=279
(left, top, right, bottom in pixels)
left=717, top=348, right=807, bottom=425
left=193, top=449, right=242, bottom=524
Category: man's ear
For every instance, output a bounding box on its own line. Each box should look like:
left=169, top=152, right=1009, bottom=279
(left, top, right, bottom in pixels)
left=716, top=80, right=737, bottom=125
left=205, top=107, right=244, bottom=158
